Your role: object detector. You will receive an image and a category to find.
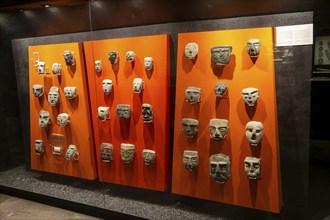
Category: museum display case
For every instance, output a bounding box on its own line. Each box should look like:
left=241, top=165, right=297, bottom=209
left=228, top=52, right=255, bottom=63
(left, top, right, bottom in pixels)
left=1, top=1, right=329, bottom=219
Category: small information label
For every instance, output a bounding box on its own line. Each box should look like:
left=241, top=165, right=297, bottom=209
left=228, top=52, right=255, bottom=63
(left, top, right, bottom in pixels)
left=275, top=24, right=313, bottom=47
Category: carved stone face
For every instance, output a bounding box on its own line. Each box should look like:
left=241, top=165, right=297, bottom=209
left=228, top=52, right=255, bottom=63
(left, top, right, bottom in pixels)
left=39, top=110, right=50, bottom=128
left=120, top=143, right=135, bottom=163
left=48, top=86, right=59, bottom=106
left=64, top=87, right=77, bottom=99
left=144, top=57, right=154, bottom=70
left=37, top=61, right=45, bottom=74
left=94, top=60, right=102, bottom=72
left=183, top=150, right=199, bottom=171
left=65, top=145, right=78, bottom=160
left=102, top=79, right=113, bottom=95
left=116, top=104, right=130, bottom=119
left=142, top=149, right=156, bottom=165
left=32, top=84, right=44, bottom=97
left=245, top=121, right=264, bottom=146
left=246, top=38, right=261, bottom=57
left=214, top=82, right=228, bottom=97
left=63, top=50, right=74, bottom=66
left=142, top=103, right=153, bottom=123
left=184, top=42, right=199, bottom=59
left=108, top=51, right=118, bottom=64
left=57, top=113, right=70, bottom=127
left=182, top=118, right=198, bottom=138
left=133, top=78, right=143, bottom=93
left=97, top=106, right=109, bottom=121
left=210, top=46, right=232, bottom=65
left=100, top=143, right=114, bottom=162
left=244, top=157, right=261, bottom=179
left=209, top=153, right=230, bottom=183
left=35, top=140, right=44, bottom=155
left=126, top=51, right=135, bottom=62
left=242, top=87, right=259, bottom=106
left=209, top=119, right=228, bottom=141
left=185, top=87, right=201, bottom=104
left=52, top=63, right=62, bottom=75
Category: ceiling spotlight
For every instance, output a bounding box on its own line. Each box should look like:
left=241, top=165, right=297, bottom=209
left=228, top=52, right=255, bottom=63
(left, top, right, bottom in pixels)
left=41, top=4, right=51, bottom=8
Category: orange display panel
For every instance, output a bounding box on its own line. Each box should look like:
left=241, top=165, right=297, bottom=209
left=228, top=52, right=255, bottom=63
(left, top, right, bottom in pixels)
left=84, top=34, right=170, bottom=191
left=171, top=28, right=282, bottom=212
left=29, top=42, right=97, bottom=180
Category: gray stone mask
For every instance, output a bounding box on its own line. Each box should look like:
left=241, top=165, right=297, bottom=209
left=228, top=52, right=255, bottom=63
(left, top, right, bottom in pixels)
left=94, top=60, right=102, bottom=73
left=120, top=143, right=135, bottom=163
left=63, top=50, right=74, bottom=66
left=37, top=61, right=45, bottom=74
left=211, top=46, right=232, bottom=65
left=102, top=79, right=113, bottom=95
left=142, top=149, right=156, bottom=165
left=57, top=113, right=70, bottom=127
left=144, top=57, right=154, bottom=70
left=185, top=87, right=201, bottom=104
left=214, top=82, right=228, bottom=97
left=116, top=104, right=131, bottom=119
left=183, top=150, right=199, bottom=171
left=246, top=38, right=261, bottom=57
left=244, top=157, right=261, bottom=179
left=48, top=86, right=59, bottom=106
left=245, top=121, right=264, bottom=146
left=182, top=118, right=199, bottom=138
left=52, top=63, right=62, bottom=75
left=35, top=140, right=44, bottom=155
left=184, top=42, right=199, bottom=59
left=142, top=103, right=153, bottom=123
left=32, top=84, right=44, bottom=97
left=242, top=87, right=259, bottom=106
left=108, top=51, right=118, bottom=64
left=126, top=51, right=135, bottom=62
left=209, top=119, right=229, bottom=141
left=100, top=143, right=114, bottom=162
left=209, top=153, right=231, bottom=183
left=64, top=87, right=77, bottom=99
left=65, top=145, right=79, bottom=160
left=97, top=106, right=110, bottom=121
left=133, top=78, right=144, bottom=93
left=39, top=110, right=50, bottom=128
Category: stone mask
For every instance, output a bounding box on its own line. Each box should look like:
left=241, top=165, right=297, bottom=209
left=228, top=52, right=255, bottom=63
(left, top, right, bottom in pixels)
left=39, top=110, right=50, bottom=128
left=94, top=60, right=102, bottom=72
left=120, top=143, right=135, bottom=163
left=97, top=106, right=110, bottom=121
left=126, top=51, right=135, bottom=62
left=64, top=87, right=77, bottom=99
left=37, top=61, right=45, bottom=74
left=133, top=78, right=144, bottom=93
left=214, top=82, right=228, bottom=97
left=102, top=79, right=113, bottom=95
left=246, top=38, right=261, bottom=57
left=116, top=104, right=131, bottom=119
left=144, top=57, right=154, bottom=70
left=209, top=119, right=229, bottom=141
left=48, top=86, right=59, bottom=106
left=242, top=87, right=259, bottom=106
left=35, top=140, right=44, bottom=155
left=65, top=144, right=79, bottom=160
left=52, top=63, right=62, bottom=75
left=184, top=42, right=199, bottom=59
left=108, top=51, right=118, bottom=64
left=57, top=113, right=70, bottom=127
left=100, top=143, right=114, bottom=162
left=142, top=103, right=153, bottom=123
left=63, top=50, right=74, bottom=66
left=142, top=149, right=156, bottom=165
left=209, top=153, right=230, bottom=183
left=244, top=157, right=261, bottom=179
left=32, top=84, right=44, bottom=97
left=185, top=87, right=201, bottom=104
left=245, top=121, right=264, bottom=146
left=182, top=118, right=199, bottom=138
left=183, top=150, right=199, bottom=171
left=210, top=46, right=232, bottom=65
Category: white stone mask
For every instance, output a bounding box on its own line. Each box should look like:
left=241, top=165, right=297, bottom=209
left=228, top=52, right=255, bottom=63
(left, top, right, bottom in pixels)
left=97, top=106, right=110, bottom=121
left=142, top=149, right=156, bottom=165
left=126, top=51, right=135, bottom=62
left=185, top=87, right=201, bottom=104
left=65, top=145, right=79, bottom=160
left=108, top=51, right=118, bottom=65
left=245, top=121, right=264, bottom=146
left=183, top=150, right=199, bottom=171
left=116, top=104, right=130, bottom=119
left=32, top=84, right=44, bottom=97
left=120, top=143, right=135, bottom=163
left=144, top=57, right=154, bottom=70
left=57, top=113, right=70, bottom=127
left=52, top=63, right=62, bottom=75
left=63, top=50, right=74, bottom=66
left=48, top=86, right=59, bottom=106
left=39, top=110, right=50, bottom=128
left=246, top=38, right=261, bottom=57
left=100, top=143, right=114, bottom=162
left=35, top=140, right=44, bottom=155
left=94, top=60, right=102, bottom=72
left=184, top=42, right=199, bottom=59
left=209, top=119, right=229, bottom=141
left=37, top=61, right=45, bottom=74
left=133, top=78, right=144, bottom=93
left=210, top=46, right=232, bottom=65
left=64, top=87, right=77, bottom=99
left=244, top=157, right=261, bottom=179
left=242, top=87, right=259, bottom=106
left=214, top=82, right=228, bottom=97
left=142, top=103, right=153, bottom=123
left=102, top=79, right=113, bottom=95
left=182, top=118, right=198, bottom=138
left=209, top=153, right=231, bottom=183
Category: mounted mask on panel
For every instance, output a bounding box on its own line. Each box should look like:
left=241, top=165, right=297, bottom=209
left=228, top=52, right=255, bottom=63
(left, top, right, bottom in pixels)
left=48, top=86, right=59, bottom=106
left=108, top=51, right=118, bottom=64
left=64, top=87, right=77, bottom=99
left=57, top=113, right=70, bottom=127
left=142, top=149, right=156, bottom=165
left=209, top=119, right=229, bottom=141
left=214, top=82, right=228, bottom=98
left=39, top=110, right=50, bottom=128
left=63, top=50, right=75, bottom=66
left=210, top=46, right=232, bottom=65
left=125, top=51, right=135, bottom=62
left=102, top=79, right=113, bottom=95
left=245, top=121, right=264, bottom=146
left=246, top=38, right=261, bottom=57
left=244, top=157, right=261, bottom=179
left=142, top=103, right=153, bottom=123
left=94, top=60, right=102, bottom=73
left=242, top=87, right=259, bottom=107
left=144, top=57, right=154, bottom=70
left=183, top=150, right=199, bottom=171
left=34, top=140, right=44, bottom=155
left=184, top=42, right=199, bottom=59
left=100, top=143, right=114, bottom=162
left=209, top=153, right=231, bottom=183
left=65, top=144, right=79, bottom=160
left=182, top=118, right=199, bottom=138
left=116, top=104, right=131, bottom=119
left=37, top=61, right=46, bottom=74
left=97, top=106, right=110, bottom=121
left=120, top=143, right=135, bottom=163
left=52, top=63, right=62, bottom=75
left=185, top=87, right=201, bottom=104
left=32, top=84, right=44, bottom=97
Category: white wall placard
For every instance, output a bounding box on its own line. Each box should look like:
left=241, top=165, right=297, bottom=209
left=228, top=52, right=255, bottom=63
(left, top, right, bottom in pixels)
left=275, top=24, right=313, bottom=47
